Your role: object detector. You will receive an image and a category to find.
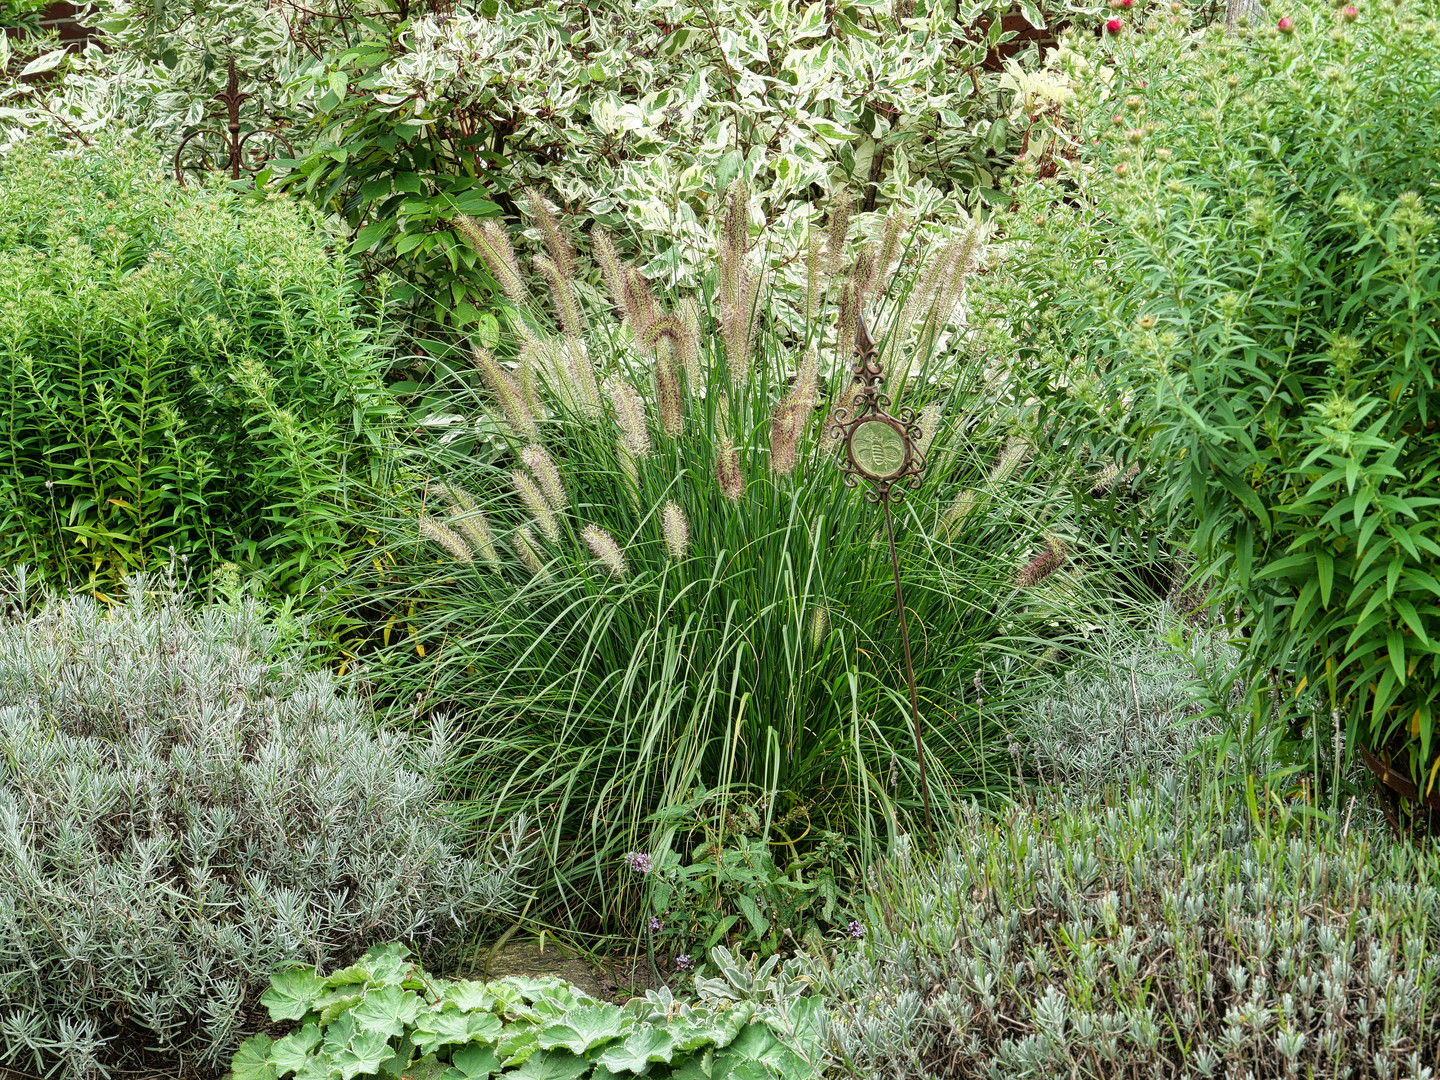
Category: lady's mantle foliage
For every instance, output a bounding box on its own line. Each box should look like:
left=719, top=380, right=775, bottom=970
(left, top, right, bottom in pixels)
left=234, top=944, right=822, bottom=1080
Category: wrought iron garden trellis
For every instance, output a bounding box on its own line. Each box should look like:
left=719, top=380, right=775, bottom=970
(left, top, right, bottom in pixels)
left=829, top=312, right=934, bottom=837
left=174, top=59, right=295, bottom=187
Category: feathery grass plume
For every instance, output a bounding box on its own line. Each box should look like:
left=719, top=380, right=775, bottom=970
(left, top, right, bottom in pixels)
left=875, top=210, right=909, bottom=291
left=622, top=266, right=660, bottom=337
left=915, top=402, right=942, bottom=461
left=420, top=517, right=474, bottom=564
left=591, top=228, right=628, bottom=317
left=606, top=377, right=651, bottom=458
left=928, top=216, right=986, bottom=332
left=852, top=242, right=879, bottom=302
left=582, top=524, right=628, bottom=578
left=719, top=178, right=750, bottom=306
left=809, top=604, right=830, bottom=651
left=534, top=255, right=583, bottom=336
left=676, top=297, right=702, bottom=386
left=512, top=470, right=561, bottom=542
left=438, top=483, right=501, bottom=565
left=771, top=347, right=820, bottom=475
left=1089, top=462, right=1122, bottom=499
left=521, top=444, right=568, bottom=510
left=474, top=348, right=539, bottom=438
left=720, top=294, right=759, bottom=384
left=940, top=489, right=977, bottom=540
left=661, top=500, right=689, bottom=560
left=834, top=279, right=860, bottom=371
left=717, top=436, right=745, bottom=500
left=451, top=510, right=499, bottom=565
left=805, top=229, right=824, bottom=323
left=1015, top=535, right=1068, bottom=589
left=561, top=335, right=601, bottom=417
left=455, top=215, right=527, bottom=306
left=989, top=437, right=1028, bottom=483
left=525, top=187, right=575, bottom=279
left=826, top=187, right=852, bottom=275
left=514, top=525, right=546, bottom=577
left=640, top=316, right=688, bottom=437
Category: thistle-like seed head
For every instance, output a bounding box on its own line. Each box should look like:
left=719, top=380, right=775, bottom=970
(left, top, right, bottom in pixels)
left=512, top=470, right=561, bottom=543
left=521, top=444, right=568, bottom=510
left=514, top=525, right=546, bottom=577
left=525, top=187, right=575, bottom=280
left=607, top=378, right=651, bottom=458
left=419, top=517, right=473, bottom=564
left=1015, top=536, right=1068, bottom=589
left=474, top=348, right=539, bottom=438
left=717, top=437, right=745, bottom=500
left=582, top=524, right=628, bottom=578
left=455, top=216, right=527, bottom=306
left=661, top=500, right=689, bottom=560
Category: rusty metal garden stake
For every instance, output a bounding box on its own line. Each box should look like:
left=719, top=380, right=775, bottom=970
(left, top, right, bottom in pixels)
left=174, top=59, right=295, bottom=186
left=829, top=312, right=933, bottom=837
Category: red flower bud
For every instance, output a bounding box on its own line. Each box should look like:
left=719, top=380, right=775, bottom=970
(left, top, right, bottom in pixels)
left=1120, top=0, right=1134, bottom=8
left=1342, top=5, right=1358, bottom=19
left=1106, top=17, right=1124, bottom=33
left=1278, top=16, right=1294, bottom=32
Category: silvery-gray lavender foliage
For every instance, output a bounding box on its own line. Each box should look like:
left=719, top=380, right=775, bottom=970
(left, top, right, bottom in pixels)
left=0, top=573, right=527, bottom=1079
left=1012, top=613, right=1236, bottom=791
left=799, top=774, right=1440, bottom=1079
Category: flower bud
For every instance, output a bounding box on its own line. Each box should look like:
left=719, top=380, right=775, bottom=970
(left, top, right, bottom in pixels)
left=1106, top=17, right=1123, bottom=32
left=1278, top=16, right=1294, bottom=32
left=1342, top=4, right=1358, bottom=18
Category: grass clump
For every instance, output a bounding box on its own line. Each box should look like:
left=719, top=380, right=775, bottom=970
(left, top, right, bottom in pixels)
left=0, top=571, right=526, bottom=1079
left=803, top=772, right=1440, bottom=1079
left=372, top=185, right=1079, bottom=935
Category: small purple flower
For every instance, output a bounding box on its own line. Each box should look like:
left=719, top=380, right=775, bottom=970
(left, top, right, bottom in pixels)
left=623, top=851, right=653, bottom=875
left=648, top=915, right=664, bottom=933
left=848, top=920, right=865, bottom=939
left=674, top=953, right=694, bottom=971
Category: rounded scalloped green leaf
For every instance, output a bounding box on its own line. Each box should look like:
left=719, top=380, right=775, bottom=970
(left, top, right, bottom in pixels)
left=443, top=1044, right=502, bottom=1080
left=261, top=969, right=328, bottom=1022
left=229, top=1035, right=276, bottom=1080
left=536, top=1004, right=629, bottom=1055
left=270, top=1024, right=322, bottom=1077
left=510, top=1050, right=590, bottom=1080
left=411, top=1007, right=504, bottom=1053
left=333, top=1028, right=393, bottom=1080
left=597, top=1026, right=677, bottom=1074
left=352, top=985, right=423, bottom=1039
left=496, top=1026, right=540, bottom=1068
left=443, top=980, right=497, bottom=1013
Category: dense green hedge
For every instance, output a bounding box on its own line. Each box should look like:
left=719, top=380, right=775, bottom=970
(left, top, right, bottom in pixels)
left=0, top=137, right=395, bottom=594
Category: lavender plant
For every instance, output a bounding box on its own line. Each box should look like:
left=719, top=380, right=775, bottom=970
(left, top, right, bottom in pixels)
left=0, top=570, right=528, bottom=1080
left=801, top=772, right=1440, bottom=1078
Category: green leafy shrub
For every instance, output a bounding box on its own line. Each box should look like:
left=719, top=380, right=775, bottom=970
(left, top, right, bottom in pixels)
left=802, top=772, right=1440, bottom=1078
left=0, top=137, right=394, bottom=594
left=623, top=786, right=856, bottom=969
left=0, top=573, right=526, bottom=1079
left=981, top=3, right=1440, bottom=791
left=233, top=943, right=823, bottom=1080
left=16, top=0, right=1076, bottom=320
left=374, top=188, right=1086, bottom=932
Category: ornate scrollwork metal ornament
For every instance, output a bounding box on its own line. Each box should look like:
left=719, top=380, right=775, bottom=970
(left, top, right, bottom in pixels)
left=174, top=59, right=295, bottom=187
left=828, top=310, right=934, bottom=837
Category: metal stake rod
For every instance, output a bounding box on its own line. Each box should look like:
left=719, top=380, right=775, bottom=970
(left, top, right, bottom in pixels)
left=830, top=313, right=934, bottom=838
